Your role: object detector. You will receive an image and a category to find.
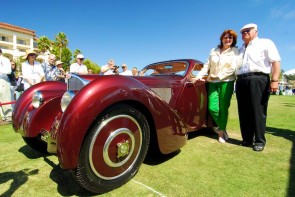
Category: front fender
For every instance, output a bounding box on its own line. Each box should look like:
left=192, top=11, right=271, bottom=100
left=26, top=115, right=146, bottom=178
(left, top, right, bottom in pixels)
left=57, top=76, right=187, bottom=169
left=12, top=81, right=67, bottom=136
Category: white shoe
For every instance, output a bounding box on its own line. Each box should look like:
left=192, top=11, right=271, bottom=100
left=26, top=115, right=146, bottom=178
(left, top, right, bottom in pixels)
left=218, top=137, right=226, bottom=143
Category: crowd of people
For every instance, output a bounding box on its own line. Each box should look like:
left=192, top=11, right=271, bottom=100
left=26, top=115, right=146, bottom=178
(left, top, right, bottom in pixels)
left=1, top=22, right=281, bottom=152
left=0, top=50, right=139, bottom=122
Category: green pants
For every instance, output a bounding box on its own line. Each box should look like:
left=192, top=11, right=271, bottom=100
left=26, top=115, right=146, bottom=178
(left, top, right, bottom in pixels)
left=208, top=81, right=234, bottom=131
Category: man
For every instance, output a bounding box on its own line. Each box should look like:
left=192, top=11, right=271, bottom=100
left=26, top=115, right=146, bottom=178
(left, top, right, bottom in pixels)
left=119, top=64, right=132, bottom=76
left=70, top=54, right=88, bottom=74
left=42, top=54, right=57, bottom=81
left=100, top=59, right=116, bottom=75
left=132, top=67, right=139, bottom=76
left=235, top=23, right=281, bottom=151
left=0, top=49, right=13, bottom=122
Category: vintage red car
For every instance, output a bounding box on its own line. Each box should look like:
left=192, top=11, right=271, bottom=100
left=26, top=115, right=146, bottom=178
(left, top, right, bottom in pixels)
left=12, top=59, right=212, bottom=193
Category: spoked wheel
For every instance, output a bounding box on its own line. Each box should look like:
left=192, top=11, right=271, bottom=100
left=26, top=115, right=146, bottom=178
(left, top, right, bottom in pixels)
left=73, top=104, right=150, bottom=194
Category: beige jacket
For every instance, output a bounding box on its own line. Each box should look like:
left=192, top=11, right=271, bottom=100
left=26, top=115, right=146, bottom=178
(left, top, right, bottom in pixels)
left=197, top=47, right=239, bottom=82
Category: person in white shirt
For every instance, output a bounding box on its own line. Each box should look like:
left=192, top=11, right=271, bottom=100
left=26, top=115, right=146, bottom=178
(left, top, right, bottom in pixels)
left=235, top=23, right=281, bottom=151
left=119, top=64, right=132, bottom=76
left=22, top=50, right=45, bottom=91
left=0, top=49, right=13, bottom=121
left=100, top=59, right=116, bottom=75
left=70, top=54, right=88, bottom=74
left=194, top=29, right=239, bottom=143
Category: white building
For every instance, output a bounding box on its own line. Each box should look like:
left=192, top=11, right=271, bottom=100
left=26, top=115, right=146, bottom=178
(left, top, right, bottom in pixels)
left=0, top=22, right=38, bottom=60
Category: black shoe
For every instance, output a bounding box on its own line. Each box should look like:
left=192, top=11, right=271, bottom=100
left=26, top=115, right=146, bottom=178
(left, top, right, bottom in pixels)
left=241, top=141, right=253, bottom=147
left=253, top=145, right=264, bottom=151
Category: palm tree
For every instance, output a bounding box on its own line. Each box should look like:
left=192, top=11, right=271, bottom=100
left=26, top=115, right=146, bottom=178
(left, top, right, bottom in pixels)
left=37, top=36, right=52, bottom=53
left=55, top=32, right=68, bottom=60
left=73, top=49, right=82, bottom=59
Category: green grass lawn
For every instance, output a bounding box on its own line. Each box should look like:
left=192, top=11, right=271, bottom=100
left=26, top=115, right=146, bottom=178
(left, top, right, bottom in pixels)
left=0, top=95, right=294, bottom=197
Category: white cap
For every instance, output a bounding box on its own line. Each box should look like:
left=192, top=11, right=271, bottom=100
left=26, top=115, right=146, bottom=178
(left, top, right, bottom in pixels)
left=240, top=23, right=258, bottom=33
left=76, top=54, right=84, bottom=59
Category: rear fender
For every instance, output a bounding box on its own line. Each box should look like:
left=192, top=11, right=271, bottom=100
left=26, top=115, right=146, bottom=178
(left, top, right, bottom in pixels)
left=57, top=76, right=187, bottom=169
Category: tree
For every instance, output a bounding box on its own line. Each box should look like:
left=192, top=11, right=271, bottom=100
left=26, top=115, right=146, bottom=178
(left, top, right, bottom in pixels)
left=54, top=32, right=68, bottom=60
left=73, top=49, right=82, bottom=59
left=37, top=36, right=52, bottom=53
left=83, top=59, right=101, bottom=74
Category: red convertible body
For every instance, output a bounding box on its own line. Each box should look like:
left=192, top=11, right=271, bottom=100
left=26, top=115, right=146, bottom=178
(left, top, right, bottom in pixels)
left=12, top=59, right=210, bottom=193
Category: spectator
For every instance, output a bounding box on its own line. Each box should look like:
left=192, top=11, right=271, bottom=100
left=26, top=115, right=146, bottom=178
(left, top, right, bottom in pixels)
left=55, top=61, right=66, bottom=82
left=22, top=50, right=45, bottom=90
left=236, top=23, right=281, bottom=151
left=88, top=69, right=93, bottom=74
left=14, top=71, right=23, bottom=100
left=70, top=54, right=88, bottom=74
left=7, top=60, right=17, bottom=102
left=42, top=54, right=57, bottom=81
left=0, top=49, right=13, bottom=122
left=120, top=64, right=132, bottom=76
left=100, top=59, right=116, bottom=75
left=194, top=29, right=238, bottom=143
left=132, top=67, right=139, bottom=76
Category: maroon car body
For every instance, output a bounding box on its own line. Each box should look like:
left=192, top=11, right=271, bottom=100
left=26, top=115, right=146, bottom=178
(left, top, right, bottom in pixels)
left=12, top=59, right=210, bottom=193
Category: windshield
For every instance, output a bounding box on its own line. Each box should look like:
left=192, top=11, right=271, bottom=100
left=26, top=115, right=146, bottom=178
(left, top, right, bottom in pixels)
left=139, top=61, right=189, bottom=76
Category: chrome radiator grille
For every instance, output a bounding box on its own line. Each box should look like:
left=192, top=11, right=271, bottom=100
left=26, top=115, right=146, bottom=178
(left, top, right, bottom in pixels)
left=67, top=75, right=89, bottom=91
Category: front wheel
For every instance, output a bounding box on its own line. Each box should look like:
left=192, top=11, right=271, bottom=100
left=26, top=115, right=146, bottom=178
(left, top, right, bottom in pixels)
left=74, top=104, right=150, bottom=194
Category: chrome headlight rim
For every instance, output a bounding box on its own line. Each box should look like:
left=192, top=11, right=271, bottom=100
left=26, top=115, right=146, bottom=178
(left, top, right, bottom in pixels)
left=32, top=91, right=43, bottom=108
left=61, top=91, right=75, bottom=112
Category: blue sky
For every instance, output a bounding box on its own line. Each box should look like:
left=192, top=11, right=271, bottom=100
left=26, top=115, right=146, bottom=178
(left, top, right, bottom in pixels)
left=2, top=0, right=295, bottom=72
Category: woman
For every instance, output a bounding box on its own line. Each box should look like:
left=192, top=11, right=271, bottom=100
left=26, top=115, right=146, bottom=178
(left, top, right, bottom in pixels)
left=195, top=29, right=239, bottom=143
left=21, top=50, right=45, bottom=90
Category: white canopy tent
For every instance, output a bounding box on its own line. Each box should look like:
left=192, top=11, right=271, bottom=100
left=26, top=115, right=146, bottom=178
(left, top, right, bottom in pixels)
left=284, top=69, right=295, bottom=80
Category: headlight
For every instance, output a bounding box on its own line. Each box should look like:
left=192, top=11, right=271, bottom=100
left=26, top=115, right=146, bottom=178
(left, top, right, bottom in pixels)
left=61, top=91, right=75, bottom=112
left=32, top=91, right=43, bottom=108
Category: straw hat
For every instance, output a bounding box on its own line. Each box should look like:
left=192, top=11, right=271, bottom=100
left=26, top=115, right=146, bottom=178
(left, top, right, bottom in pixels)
left=56, top=60, right=63, bottom=66
left=23, top=49, right=38, bottom=59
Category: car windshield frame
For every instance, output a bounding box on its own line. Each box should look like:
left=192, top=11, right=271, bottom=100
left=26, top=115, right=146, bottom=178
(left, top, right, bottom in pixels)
left=139, top=60, right=190, bottom=77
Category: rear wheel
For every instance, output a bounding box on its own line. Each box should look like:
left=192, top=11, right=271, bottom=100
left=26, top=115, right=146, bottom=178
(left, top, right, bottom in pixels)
left=22, top=135, right=48, bottom=154
left=73, top=104, right=150, bottom=194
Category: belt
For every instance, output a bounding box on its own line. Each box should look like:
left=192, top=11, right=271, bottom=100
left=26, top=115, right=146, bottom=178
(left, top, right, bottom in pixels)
left=237, top=72, right=269, bottom=78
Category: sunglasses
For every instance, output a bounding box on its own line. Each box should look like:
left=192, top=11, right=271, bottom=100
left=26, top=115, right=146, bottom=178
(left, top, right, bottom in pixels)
left=241, top=29, right=252, bottom=34
left=29, top=54, right=36, bottom=57
left=223, top=36, right=233, bottom=40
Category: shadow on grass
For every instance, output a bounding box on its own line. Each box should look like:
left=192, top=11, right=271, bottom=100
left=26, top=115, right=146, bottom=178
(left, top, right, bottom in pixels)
left=0, top=168, right=39, bottom=196
left=266, top=126, right=295, bottom=197
left=144, top=149, right=181, bottom=165
left=42, top=157, right=95, bottom=196
left=187, top=127, right=242, bottom=146
left=17, top=145, right=95, bottom=196
left=18, top=145, right=49, bottom=159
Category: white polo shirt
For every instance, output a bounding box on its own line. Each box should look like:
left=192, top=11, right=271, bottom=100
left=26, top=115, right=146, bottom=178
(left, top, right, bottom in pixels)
left=70, top=63, right=88, bottom=74
left=236, top=37, right=281, bottom=75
